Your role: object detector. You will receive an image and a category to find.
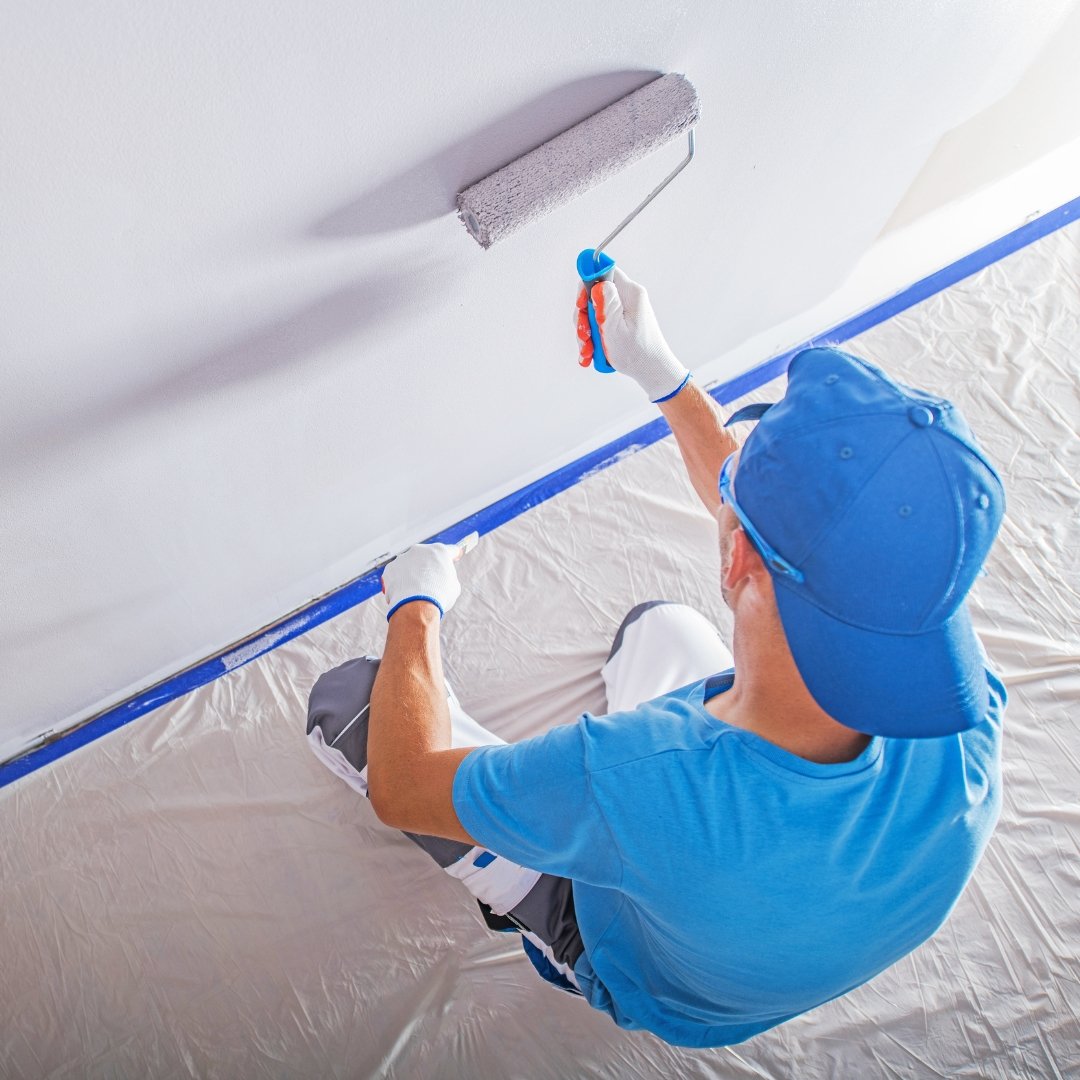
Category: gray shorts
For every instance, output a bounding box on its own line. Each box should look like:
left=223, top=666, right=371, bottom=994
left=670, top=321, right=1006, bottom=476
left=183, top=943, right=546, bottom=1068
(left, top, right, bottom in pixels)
left=306, top=653, right=586, bottom=990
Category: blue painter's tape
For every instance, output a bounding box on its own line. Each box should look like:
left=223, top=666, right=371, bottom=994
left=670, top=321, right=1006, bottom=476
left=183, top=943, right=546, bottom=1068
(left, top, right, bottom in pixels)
left=3, top=194, right=1077, bottom=790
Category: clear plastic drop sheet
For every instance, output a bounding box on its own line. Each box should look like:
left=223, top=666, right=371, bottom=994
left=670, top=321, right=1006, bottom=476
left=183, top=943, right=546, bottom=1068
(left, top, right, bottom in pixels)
left=2, top=222, right=1079, bottom=1078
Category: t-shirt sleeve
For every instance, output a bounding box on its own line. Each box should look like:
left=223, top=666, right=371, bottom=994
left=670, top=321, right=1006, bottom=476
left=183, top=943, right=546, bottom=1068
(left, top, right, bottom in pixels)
left=452, top=719, right=622, bottom=887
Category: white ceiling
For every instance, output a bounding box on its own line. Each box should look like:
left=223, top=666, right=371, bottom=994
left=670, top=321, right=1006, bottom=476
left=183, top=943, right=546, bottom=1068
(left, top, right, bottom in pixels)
left=1, top=0, right=1077, bottom=758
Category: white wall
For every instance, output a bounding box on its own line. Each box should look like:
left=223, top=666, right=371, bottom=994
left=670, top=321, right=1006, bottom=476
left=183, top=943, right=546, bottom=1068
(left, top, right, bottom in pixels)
left=884, top=0, right=1080, bottom=233
left=2, top=1, right=1077, bottom=759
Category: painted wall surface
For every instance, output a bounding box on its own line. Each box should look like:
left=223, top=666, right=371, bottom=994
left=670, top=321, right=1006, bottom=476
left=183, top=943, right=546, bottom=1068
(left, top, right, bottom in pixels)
left=884, top=0, right=1080, bottom=233
left=1, top=1, right=1077, bottom=758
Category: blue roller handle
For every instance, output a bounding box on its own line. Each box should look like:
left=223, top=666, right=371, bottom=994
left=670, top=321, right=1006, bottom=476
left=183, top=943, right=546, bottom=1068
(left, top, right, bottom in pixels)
left=577, top=248, right=617, bottom=374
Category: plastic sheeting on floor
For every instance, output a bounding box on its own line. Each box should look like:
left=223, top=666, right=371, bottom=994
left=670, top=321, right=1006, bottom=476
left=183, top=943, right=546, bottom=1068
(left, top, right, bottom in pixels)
left=3, top=221, right=1079, bottom=1079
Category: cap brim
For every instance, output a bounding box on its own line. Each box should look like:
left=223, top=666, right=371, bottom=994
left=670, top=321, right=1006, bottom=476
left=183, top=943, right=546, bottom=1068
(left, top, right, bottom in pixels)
left=774, top=582, right=990, bottom=737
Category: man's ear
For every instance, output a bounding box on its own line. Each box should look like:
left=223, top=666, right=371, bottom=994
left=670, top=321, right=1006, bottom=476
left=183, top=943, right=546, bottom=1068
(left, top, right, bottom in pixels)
left=726, top=527, right=767, bottom=589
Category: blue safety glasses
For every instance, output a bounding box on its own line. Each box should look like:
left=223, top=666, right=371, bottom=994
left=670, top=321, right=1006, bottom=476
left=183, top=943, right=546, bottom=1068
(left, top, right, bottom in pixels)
left=718, top=453, right=805, bottom=584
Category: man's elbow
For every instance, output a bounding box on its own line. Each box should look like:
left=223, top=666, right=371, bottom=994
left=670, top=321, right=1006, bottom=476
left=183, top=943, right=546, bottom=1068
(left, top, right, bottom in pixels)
left=368, top=749, right=477, bottom=847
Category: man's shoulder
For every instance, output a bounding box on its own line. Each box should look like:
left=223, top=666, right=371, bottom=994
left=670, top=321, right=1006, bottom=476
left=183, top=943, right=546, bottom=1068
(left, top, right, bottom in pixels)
left=578, top=691, right=730, bottom=775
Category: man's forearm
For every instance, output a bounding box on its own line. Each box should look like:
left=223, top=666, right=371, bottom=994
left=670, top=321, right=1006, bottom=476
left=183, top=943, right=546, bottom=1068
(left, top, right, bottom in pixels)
left=367, top=603, right=452, bottom=821
left=658, top=379, right=739, bottom=518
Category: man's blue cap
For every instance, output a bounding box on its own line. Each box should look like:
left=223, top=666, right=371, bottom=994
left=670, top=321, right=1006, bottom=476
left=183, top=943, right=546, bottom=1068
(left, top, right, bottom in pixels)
left=725, top=347, right=1005, bottom=738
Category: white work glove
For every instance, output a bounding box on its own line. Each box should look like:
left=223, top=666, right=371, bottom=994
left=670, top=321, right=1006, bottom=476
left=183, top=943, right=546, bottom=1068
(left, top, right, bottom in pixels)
left=575, top=266, right=690, bottom=403
left=380, top=535, right=476, bottom=621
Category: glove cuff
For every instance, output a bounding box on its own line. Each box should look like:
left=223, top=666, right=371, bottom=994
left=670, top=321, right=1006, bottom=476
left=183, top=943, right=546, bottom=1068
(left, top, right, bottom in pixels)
left=386, top=595, right=445, bottom=622
left=650, top=370, right=691, bottom=404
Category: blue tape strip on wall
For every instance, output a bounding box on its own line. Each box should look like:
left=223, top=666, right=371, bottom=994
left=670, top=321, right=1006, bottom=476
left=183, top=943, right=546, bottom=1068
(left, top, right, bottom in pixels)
left=2, top=194, right=1077, bottom=788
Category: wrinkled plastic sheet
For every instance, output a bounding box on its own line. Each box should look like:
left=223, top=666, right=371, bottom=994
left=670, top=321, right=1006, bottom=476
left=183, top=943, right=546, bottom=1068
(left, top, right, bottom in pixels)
left=2, top=222, right=1079, bottom=1079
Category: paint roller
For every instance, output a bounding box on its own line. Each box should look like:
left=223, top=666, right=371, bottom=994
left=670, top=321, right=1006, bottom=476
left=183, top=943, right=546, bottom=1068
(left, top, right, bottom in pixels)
left=457, top=73, right=700, bottom=373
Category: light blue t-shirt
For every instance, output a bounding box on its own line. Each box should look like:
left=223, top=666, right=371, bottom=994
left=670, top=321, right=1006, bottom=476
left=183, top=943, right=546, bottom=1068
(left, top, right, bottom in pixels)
left=452, top=668, right=1005, bottom=1047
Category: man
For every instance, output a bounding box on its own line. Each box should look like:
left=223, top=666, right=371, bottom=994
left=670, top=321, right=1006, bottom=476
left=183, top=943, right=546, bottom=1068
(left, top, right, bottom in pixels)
left=307, top=267, right=1006, bottom=1047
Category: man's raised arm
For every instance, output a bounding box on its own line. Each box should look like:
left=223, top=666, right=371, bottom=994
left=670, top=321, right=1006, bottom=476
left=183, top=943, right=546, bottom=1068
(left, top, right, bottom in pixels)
left=577, top=267, right=738, bottom=518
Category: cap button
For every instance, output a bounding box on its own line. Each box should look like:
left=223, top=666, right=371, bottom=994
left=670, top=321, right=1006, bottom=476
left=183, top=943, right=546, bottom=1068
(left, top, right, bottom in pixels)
left=909, top=405, right=935, bottom=428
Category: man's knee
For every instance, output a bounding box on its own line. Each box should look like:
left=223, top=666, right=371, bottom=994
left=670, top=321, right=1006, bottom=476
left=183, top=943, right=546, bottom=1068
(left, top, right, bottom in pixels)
left=608, top=601, right=677, bottom=662
left=307, top=655, right=380, bottom=773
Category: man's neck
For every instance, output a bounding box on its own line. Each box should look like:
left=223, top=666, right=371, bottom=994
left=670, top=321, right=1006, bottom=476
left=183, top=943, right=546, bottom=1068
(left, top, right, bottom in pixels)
left=706, top=620, right=872, bottom=765
left=705, top=690, right=871, bottom=764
